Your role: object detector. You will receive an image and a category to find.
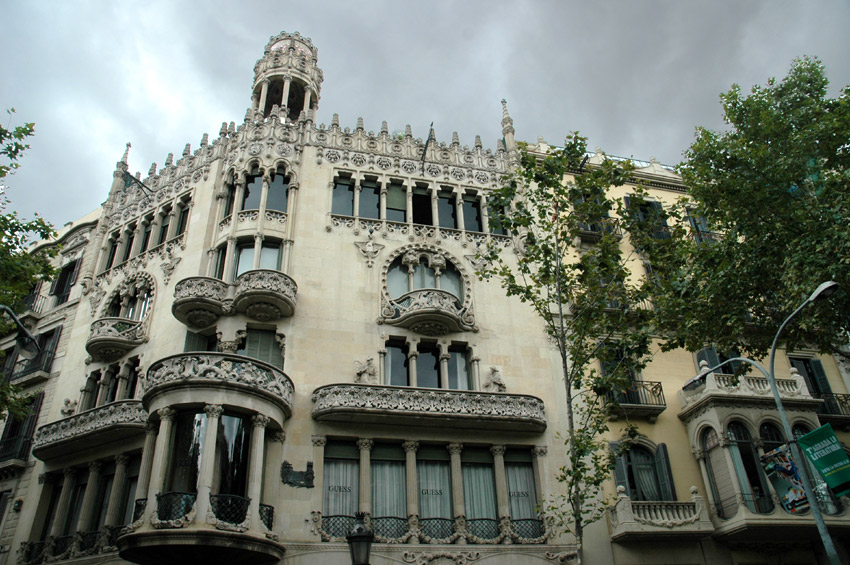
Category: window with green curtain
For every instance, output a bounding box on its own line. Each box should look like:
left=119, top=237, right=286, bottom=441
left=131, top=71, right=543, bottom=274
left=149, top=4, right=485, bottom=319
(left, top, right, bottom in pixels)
left=238, top=329, right=283, bottom=369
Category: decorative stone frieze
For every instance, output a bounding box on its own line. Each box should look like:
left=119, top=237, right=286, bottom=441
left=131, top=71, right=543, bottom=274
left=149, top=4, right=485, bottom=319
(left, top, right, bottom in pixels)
left=86, top=317, right=147, bottom=361
left=32, top=400, right=146, bottom=461
left=311, top=384, right=546, bottom=432
left=172, top=277, right=230, bottom=327
left=145, top=353, right=294, bottom=415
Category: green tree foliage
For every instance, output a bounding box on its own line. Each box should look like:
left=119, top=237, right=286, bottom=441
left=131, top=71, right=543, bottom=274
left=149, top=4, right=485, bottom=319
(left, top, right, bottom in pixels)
left=0, top=109, right=57, bottom=420
left=633, top=57, right=850, bottom=361
left=480, top=134, right=655, bottom=562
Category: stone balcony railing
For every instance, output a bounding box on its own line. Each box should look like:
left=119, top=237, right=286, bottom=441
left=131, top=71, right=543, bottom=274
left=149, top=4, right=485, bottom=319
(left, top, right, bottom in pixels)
left=145, top=353, right=294, bottom=417
left=172, top=270, right=297, bottom=328
left=86, top=317, right=147, bottom=362
left=380, top=289, right=476, bottom=336
left=609, top=486, right=714, bottom=540
left=32, top=400, right=147, bottom=461
left=311, top=384, right=546, bottom=432
left=679, top=363, right=822, bottom=422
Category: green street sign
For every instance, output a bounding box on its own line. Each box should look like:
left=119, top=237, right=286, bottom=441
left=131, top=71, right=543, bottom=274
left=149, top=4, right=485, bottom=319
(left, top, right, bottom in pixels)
left=797, top=424, right=850, bottom=498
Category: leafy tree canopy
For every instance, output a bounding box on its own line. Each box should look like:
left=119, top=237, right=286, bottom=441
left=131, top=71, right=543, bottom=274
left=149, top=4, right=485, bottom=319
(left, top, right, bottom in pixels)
left=634, top=57, right=850, bottom=361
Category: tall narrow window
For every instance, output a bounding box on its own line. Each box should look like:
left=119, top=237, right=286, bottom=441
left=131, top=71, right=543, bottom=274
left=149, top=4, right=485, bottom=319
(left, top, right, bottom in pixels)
left=417, top=445, right=452, bottom=540
left=447, top=346, right=470, bottom=390
left=323, top=441, right=360, bottom=537
left=462, top=194, right=483, bottom=232
left=441, top=263, right=463, bottom=300
left=359, top=179, right=380, bottom=219
left=50, top=259, right=80, bottom=305
left=387, top=261, right=408, bottom=299
left=416, top=343, right=440, bottom=388
left=625, top=197, right=669, bottom=241
left=223, top=184, right=236, bottom=218
left=697, top=346, right=743, bottom=375
left=166, top=412, right=206, bottom=500
left=259, top=242, right=282, bottom=271
left=266, top=169, right=289, bottom=213
left=385, top=341, right=409, bottom=386
left=371, top=444, right=406, bottom=538
left=727, top=422, right=773, bottom=514
left=505, top=450, right=543, bottom=538
left=386, top=182, right=406, bottom=222
left=139, top=221, right=152, bottom=254
left=462, top=447, right=499, bottom=539
left=213, top=413, right=251, bottom=497
left=332, top=178, right=355, bottom=216
left=412, top=187, right=433, bottom=225
left=412, top=262, right=436, bottom=290
left=175, top=205, right=190, bottom=236
left=238, top=329, right=283, bottom=370
left=120, top=458, right=141, bottom=526
left=184, top=331, right=217, bottom=352
left=214, top=246, right=227, bottom=279
left=122, top=227, right=136, bottom=263
left=613, top=444, right=675, bottom=501
left=234, top=242, right=255, bottom=278
left=437, top=190, right=457, bottom=228
left=104, top=236, right=119, bottom=270
left=157, top=211, right=171, bottom=246
left=702, top=427, right=737, bottom=519
left=242, top=170, right=263, bottom=210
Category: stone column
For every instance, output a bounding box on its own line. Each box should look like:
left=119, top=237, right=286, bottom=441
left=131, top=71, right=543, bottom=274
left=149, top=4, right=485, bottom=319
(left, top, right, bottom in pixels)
left=194, top=404, right=223, bottom=522
left=163, top=209, right=178, bottom=241
left=76, top=461, right=103, bottom=533
left=114, top=235, right=129, bottom=266
left=352, top=177, right=362, bottom=219
left=232, top=178, right=247, bottom=217
left=405, top=182, right=414, bottom=226
left=379, top=183, right=388, bottom=227
left=312, top=436, right=327, bottom=514
left=430, top=186, right=439, bottom=227
left=206, top=248, right=217, bottom=277
left=247, top=415, right=269, bottom=531
left=303, top=86, right=313, bottom=113
left=471, top=357, right=481, bottom=391
left=357, top=439, right=373, bottom=515
left=480, top=193, right=490, bottom=233
left=222, top=236, right=237, bottom=282
left=128, top=223, right=145, bottom=257
left=146, top=408, right=176, bottom=519
left=252, top=233, right=264, bottom=270
left=406, top=341, right=419, bottom=388
left=115, top=361, right=132, bottom=400
left=252, top=89, right=260, bottom=111
left=263, top=431, right=285, bottom=532
left=95, top=368, right=115, bottom=407
left=694, top=450, right=719, bottom=518
left=448, top=442, right=465, bottom=543
left=133, top=423, right=158, bottom=515
left=258, top=171, right=271, bottom=216
left=258, top=79, right=270, bottom=114
left=439, top=346, right=450, bottom=389
left=455, top=190, right=465, bottom=231
left=531, top=447, right=548, bottom=507
left=491, top=445, right=510, bottom=539
left=50, top=468, right=78, bottom=537
left=378, top=348, right=387, bottom=385
left=281, top=76, right=292, bottom=111
left=103, top=454, right=130, bottom=527
left=403, top=441, right=419, bottom=544
left=719, top=437, right=746, bottom=507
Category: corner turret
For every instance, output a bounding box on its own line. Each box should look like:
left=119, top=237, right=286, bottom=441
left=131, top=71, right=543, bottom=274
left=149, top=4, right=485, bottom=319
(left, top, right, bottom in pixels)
left=251, top=31, right=324, bottom=122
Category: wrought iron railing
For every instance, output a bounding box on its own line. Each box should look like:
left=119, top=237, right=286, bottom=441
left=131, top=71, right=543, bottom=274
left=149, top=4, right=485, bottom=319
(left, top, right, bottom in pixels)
left=156, top=492, right=196, bottom=521
left=209, top=494, right=251, bottom=525
left=741, top=493, right=774, bottom=515
left=467, top=518, right=500, bottom=540
left=78, top=530, right=99, bottom=552
left=132, top=498, right=147, bottom=523
left=372, top=516, right=407, bottom=539
left=52, top=535, right=73, bottom=557
left=420, top=517, right=454, bottom=540
left=9, top=347, right=56, bottom=381
left=259, top=503, right=275, bottom=530
left=511, top=518, right=545, bottom=539
left=22, top=541, right=46, bottom=565
left=322, top=514, right=356, bottom=538
left=609, top=380, right=666, bottom=407
left=815, top=393, right=850, bottom=417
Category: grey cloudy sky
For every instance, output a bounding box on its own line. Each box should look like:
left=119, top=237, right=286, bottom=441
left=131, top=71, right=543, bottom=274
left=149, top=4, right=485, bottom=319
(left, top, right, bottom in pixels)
left=2, top=1, right=848, bottom=228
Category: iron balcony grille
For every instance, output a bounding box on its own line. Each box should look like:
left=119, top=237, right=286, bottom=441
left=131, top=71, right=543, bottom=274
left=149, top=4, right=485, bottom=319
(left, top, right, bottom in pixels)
left=259, top=503, right=274, bottom=530
left=156, top=492, right=196, bottom=522
left=209, top=494, right=251, bottom=525
left=420, top=517, right=454, bottom=540
left=467, top=518, right=500, bottom=540
left=322, top=514, right=356, bottom=538
left=23, top=541, right=46, bottom=565
left=511, top=518, right=545, bottom=539
left=815, top=393, right=850, bottom=417
left=9, top=349, right=55, bottom=382
left=609, top=380, right=666, bottom=407
left=372, top=516, right=407, bottom=539
left=78, top=530, right=99, bottom=552
left=52, top=535, right=73, bottom=558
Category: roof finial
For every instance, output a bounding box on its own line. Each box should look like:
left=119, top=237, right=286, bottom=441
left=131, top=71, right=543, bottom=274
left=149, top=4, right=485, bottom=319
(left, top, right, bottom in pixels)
left=122, top=142, right=132, bottom=164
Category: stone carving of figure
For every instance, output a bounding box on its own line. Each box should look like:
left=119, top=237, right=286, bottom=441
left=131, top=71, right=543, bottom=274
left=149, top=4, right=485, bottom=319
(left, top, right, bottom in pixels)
left=60, top=398, right=78, bottom=417
left=483, top=366, right=506, bottom=392
left=354, top=357, right=378, bottom=384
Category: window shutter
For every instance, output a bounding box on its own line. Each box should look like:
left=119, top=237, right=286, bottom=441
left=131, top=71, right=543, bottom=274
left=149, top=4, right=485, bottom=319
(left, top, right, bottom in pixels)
left=612, top=444, right=629, bottom=494
left=68, top=259, right=81, bottom=286
left=811, top=359, right=833, bottom=395
left=654, top=444, right=677, bottom=501
left=42, top=328, right=62, bottom=373
left=183, top=331, right=208, bottom=352
left=697, top=347, right=721, bottom=371
left=790, top=358, right=816, bottom=394
left=3, top=348, right=18, bottom=382
left=19, top=391, right=44, bottom=460
left=48, top=277, right=59, bottom=296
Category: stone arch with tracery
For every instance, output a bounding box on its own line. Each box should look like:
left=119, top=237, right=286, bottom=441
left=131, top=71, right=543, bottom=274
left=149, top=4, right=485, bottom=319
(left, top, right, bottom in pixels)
left=378, top=244, right=476, bottom=336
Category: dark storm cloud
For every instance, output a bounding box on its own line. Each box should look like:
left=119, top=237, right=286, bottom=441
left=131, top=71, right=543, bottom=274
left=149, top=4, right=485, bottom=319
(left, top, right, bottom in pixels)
left=1, top=1, right=848, bottom=228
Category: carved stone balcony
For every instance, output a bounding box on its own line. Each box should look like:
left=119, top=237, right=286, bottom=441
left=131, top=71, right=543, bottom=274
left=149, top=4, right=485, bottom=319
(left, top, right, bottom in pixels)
left=609, top=486, right=714, bottom=541
left=311, top=384, right=546, bottom=432
left=86, top=317, right=147, bottom=362
left=232, top=269, right=297, bottom=321
left=380, top=289, right=475, bottom=336
left=144, top=353, right=293, bottom=420
left=679, top=369, right=822, bottom=423
left=172, top=270, right=297, bottom=327
left=172, top=277, right=229, bottom=328
left=32, top=400, right=147, bottom=461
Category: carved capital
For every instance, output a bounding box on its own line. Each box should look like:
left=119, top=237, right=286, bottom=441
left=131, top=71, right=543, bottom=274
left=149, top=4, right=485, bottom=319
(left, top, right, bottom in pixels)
left=271, top=431, right=286, bottom=443
left=115, top=454, right=130, bottom=467
left=403, top=441, right=419, bottom=453
left=252, top=414, right=270, bottom=428
left=447, top=443, right=463, bottom=456
left=204, top=404, right=224, bottom=418
left=490, top=445, right=506, bottom=457
left=357, top=438, right=374, bottom=452
left=157, top=407, right=176, bottom=422
left=311, top=435, right=327, bottom=447
left=532, top=446, right=547, bottom=458
left=88, top=461, right=103, bottom=473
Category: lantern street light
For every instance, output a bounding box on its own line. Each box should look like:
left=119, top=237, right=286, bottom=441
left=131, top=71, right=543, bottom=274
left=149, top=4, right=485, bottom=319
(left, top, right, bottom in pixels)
left=346, top=512, right=374, bottom=565
left=696, top=282, right=840, bottom=564
left=0, top=305, right=41, bottom=360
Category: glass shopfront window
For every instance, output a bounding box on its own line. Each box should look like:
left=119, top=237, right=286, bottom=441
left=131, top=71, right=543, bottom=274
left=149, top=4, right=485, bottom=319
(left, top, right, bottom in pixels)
left=417, top=445, right=452, bottom=539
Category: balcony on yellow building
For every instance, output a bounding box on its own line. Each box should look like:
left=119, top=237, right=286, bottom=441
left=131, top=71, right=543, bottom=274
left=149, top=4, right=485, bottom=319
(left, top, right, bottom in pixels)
left=608, top=486, right=714, bottom=540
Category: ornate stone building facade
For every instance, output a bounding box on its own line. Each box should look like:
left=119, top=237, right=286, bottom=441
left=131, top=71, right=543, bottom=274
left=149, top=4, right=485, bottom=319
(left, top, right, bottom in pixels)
left=1, top=30, right=849, bottom=565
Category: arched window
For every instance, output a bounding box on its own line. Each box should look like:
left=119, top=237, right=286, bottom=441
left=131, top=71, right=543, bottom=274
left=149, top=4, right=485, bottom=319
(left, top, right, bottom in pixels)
left=242, top=166, right=263, bottom=211
left=727, top=421, right=773, bottom=514
left=386, top=253, right=462, bottom=300
left=759, top=422, right=785, bottom=453
left=266, top=167, right=289, bottom=213
left=702, top=427, right=737, bottom=519
left=613, top=443, right=675, bottom=501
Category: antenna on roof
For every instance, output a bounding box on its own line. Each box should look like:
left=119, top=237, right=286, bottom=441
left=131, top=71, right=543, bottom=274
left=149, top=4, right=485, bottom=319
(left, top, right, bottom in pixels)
left=420, top=122, right=434, bottom=174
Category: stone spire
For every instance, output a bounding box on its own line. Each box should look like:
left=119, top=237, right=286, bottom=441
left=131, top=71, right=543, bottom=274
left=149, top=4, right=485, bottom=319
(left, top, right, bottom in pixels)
left=501, top=99, right=518, bottom=162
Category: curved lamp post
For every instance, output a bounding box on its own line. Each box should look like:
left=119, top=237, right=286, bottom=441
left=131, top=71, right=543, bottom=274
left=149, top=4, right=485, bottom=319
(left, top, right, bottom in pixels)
left=702, top=281, right=840, bottom=564
left=0, top=305, right=41, bottom=360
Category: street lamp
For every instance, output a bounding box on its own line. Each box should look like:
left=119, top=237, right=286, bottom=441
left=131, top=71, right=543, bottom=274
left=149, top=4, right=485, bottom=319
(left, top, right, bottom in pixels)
left=700, top=281, right=840, bottom=565
left=346, top=512, right=374, bottom=565
left=0, top=305, right=41, bottom=360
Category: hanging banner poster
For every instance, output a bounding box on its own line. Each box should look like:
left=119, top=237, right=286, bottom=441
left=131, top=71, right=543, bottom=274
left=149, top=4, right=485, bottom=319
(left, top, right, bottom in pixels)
left=797, top=424, right=850, bottom=497
left=761, top=445, right=809, bottom=514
